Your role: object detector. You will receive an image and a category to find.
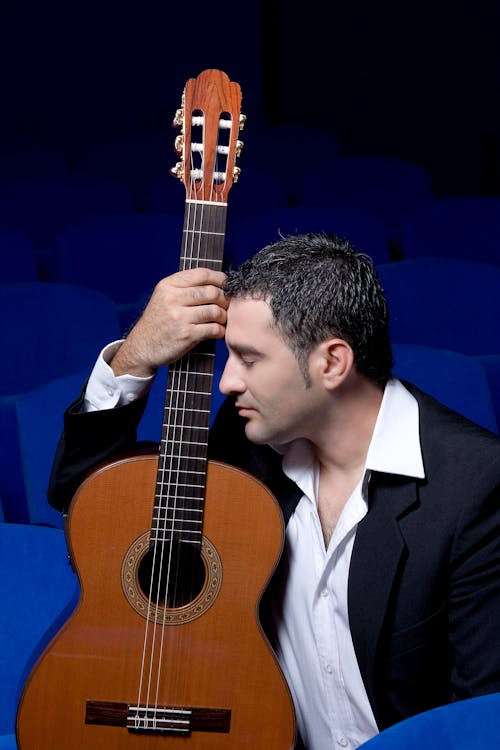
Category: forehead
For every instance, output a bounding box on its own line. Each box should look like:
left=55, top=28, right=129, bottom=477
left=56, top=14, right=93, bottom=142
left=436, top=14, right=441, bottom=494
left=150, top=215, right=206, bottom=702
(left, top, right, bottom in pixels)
left=225, top=297, right=280, bottom=347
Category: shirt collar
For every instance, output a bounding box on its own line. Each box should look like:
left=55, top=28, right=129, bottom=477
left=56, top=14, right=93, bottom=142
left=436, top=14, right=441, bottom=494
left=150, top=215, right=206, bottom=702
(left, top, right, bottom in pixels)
left=273, top=377, right=425, bottom=481
left=366, top=378, right=425, bottom=479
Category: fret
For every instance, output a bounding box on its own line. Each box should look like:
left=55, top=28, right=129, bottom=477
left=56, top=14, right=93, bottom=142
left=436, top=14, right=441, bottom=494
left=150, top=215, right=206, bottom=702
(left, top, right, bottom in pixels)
left=168, top=388, right=212, bottom=396
left=159, top=447, right=209, bottom=461
left=180, top=260, right=222, bottom=269
left=161, top=426, right=210, bottom=436
left=159, top=453, right=207, bottom=461
left=152, top=524, right=203, bottom=534
left=156, top=482, right=206, bottom=491
left=155, top=511, right=203, bottom=528
left=156, top=481, right=207, bottom=492
left=152, top=525, right=203, bottom=535
left=157, top=468, right=208, bottom=477
left=153, top=509, right=203, bottom=519
left=150, top=530, right=202, bottom=541
left=161, top=438, right=209, bottom=451
left=170, top=367, right=215, bottom=375
left=182, top=228, right=225, bottom=237
left=154, top=497, right=203, bottom=505
left=150, top=535, right=199, bottom=545
left=152, top=526, right=201, bottom=536
left=156, top=469, right=207, bottom=477
left=155, top=494, right=204, bottom=503
left=160, top=440, right=207, bottom=461
left=164, top=406, right=212, bottom=413
left=159, top=457, right=208, bottom=471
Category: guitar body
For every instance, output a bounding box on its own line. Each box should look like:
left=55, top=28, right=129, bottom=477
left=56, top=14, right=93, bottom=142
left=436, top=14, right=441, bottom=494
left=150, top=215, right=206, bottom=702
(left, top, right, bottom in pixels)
left=17, top=455, right=296, bottom=749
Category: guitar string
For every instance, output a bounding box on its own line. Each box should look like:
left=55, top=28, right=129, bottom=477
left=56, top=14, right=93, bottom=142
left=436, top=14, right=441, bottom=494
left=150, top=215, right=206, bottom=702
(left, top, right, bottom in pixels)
left=164, top=177, right=207, bottom=711
left=155, top=176, right=203, bottom=714
left=132, top=152, right=200, bottom=730
left=152, top=121, right=225, bottom=719
left=135, top=113, right=226, bottom=727
left=141, top=155, right=209, bottom=725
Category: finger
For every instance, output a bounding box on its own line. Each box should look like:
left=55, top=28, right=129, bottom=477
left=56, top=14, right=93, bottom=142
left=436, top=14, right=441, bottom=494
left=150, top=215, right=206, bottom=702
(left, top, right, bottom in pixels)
left=171, top=268, right=227, bottom=289
left=192, top=303, right=228, bottom=325
left=186, top=284, right=229, bottom=308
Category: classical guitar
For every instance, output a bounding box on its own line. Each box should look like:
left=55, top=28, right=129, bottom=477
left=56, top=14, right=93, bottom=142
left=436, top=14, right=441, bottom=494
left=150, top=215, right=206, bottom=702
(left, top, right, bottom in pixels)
left=16, top=69, right=296, bottom=750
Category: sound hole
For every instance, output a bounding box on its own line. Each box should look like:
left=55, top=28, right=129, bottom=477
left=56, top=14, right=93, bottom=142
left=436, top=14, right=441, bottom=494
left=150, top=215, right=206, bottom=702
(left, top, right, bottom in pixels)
left=137, top=541, right=206, bottom=608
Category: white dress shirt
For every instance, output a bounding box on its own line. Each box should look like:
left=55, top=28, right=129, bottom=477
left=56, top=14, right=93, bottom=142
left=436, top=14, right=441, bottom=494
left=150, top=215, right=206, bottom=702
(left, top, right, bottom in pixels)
left=270, top=379, right=425, bottom=750
left=83, top=355, right=425, bottom=750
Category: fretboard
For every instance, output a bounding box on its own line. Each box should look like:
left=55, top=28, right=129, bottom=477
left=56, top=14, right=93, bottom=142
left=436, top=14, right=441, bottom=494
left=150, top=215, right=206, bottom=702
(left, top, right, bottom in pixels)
left=151, top=201, right=227, bottom=548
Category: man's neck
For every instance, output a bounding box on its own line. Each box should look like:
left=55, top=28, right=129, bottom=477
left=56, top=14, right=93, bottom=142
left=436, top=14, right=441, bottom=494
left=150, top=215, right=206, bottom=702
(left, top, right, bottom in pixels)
left=311, top=375, right=384, bottom=546
left=312, top=374, right=384, bottom=475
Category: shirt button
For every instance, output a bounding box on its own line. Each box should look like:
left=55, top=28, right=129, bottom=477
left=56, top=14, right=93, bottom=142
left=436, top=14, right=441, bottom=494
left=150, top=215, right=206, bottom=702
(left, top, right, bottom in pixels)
left=321, top=588, right=329, bottom=597
left=126, top=392, right=137, bottom=402
left=325, top=663, right=333, bottom=673
left=338, top=738, right=349, bottom=747
left=106, top=386, right=115, bottom=397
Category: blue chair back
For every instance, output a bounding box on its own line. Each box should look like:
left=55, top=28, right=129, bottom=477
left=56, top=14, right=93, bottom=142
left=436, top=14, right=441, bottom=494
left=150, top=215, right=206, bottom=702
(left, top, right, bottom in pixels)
left=377, top=258, right=500, bottom=356
left=247, top=124, right=340, bottom=202
left=0, top=282, right=120, bottom=395
left=227, top=204, right=392, bottom=268
left=296, top=156, right=434, bottom=229
left=398, top=196, right=500, bottom=266
left=0, top=524, right=79, bottom=739
left=16, top=370, right=89, bottom=527
left=53, top=213, right=183, bottom=305
left=0, top=175, right=135, bottom=248
left=0, top=283, right=120, bottom=522
left=393, top=343, right=497, bottom=433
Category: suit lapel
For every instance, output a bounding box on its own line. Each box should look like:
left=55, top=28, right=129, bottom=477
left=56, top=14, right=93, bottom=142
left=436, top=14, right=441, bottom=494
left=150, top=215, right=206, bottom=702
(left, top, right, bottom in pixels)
left=348, top=474, right=419, bottom=717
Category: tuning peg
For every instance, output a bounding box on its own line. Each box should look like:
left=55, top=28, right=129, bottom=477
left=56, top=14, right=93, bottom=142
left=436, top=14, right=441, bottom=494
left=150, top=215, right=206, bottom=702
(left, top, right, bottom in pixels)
left=239, top=114, right=247, bottom=131
left=174, top=134, right=183, bottom=155
left=170, top=162, right=184, bottom=180
left=173, top=108, right=184, bottom=127
left=236, top=139, right=244, bottom=157
left=233, top=166, right=241, bottom=183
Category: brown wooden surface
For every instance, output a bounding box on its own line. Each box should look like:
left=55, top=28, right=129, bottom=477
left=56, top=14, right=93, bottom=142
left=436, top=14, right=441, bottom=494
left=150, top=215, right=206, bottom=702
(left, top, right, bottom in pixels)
left=16, top=457, right=296, bottom=749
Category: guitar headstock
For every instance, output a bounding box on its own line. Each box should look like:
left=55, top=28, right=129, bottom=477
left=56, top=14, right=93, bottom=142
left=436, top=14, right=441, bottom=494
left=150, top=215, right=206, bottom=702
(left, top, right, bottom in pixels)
left=171, top=69, right=245, bottom=203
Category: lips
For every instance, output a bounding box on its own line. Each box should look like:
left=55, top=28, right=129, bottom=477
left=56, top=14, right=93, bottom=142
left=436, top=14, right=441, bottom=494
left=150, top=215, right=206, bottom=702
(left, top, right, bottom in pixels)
left=236, top=403, right=254, bottom=417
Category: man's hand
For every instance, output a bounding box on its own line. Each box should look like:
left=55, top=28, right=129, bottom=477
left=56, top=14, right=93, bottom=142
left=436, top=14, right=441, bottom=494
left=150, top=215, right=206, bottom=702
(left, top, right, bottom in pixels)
left=110, top=268, right=228, bottom=377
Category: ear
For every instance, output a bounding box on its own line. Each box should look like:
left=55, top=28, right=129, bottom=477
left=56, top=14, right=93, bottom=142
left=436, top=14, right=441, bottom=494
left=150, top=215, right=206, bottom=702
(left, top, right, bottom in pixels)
left=313, top=338, right=355, bottom=389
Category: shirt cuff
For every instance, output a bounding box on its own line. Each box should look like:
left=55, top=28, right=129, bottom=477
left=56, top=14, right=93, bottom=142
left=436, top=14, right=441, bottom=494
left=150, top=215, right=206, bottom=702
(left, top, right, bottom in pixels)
left=84, top=340, right=156, bottom=412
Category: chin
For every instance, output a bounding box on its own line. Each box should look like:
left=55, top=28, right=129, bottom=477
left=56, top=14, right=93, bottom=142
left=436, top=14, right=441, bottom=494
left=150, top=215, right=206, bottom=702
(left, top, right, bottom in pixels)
left=244, top=421, right=271, bottom=445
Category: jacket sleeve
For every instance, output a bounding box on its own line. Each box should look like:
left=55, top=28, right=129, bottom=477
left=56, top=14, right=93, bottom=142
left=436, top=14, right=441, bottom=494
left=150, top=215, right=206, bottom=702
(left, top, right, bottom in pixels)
left=47, top=384, right=152, bottom=513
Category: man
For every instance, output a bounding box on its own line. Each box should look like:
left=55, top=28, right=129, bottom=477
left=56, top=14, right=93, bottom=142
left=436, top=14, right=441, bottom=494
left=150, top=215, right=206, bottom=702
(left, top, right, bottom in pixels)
left=49, top=233, right=500, bottom=750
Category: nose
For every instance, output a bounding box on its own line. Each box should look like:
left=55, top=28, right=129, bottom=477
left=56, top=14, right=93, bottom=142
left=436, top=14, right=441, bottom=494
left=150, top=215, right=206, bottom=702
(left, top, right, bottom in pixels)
left=219, top=356, right=246, bottom=396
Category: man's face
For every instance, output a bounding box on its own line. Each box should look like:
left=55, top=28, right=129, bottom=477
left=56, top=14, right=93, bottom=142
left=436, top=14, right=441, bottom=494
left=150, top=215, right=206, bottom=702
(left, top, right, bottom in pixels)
left=219, top=297, right=324, bottom=445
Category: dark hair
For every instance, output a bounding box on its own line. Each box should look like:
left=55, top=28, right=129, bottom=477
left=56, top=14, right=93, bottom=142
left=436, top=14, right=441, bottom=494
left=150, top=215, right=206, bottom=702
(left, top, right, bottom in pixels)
left=223, top=233, right=393, bottom=385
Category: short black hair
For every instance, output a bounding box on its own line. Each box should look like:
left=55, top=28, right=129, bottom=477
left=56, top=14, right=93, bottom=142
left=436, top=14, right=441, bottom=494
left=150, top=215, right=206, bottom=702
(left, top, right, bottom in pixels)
left=223, top=232, right=393, bottom=385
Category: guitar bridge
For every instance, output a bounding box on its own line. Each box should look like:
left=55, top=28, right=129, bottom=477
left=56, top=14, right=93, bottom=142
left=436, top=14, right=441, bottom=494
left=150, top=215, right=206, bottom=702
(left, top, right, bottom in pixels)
left=127, top=705, right=192, bottom=735
left=85, top=700, right=231, bottom=735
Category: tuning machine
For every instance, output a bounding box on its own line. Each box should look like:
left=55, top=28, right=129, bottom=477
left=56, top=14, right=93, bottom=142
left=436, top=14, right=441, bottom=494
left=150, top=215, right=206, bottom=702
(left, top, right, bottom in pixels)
left=170, top=161, right=184, bottom=181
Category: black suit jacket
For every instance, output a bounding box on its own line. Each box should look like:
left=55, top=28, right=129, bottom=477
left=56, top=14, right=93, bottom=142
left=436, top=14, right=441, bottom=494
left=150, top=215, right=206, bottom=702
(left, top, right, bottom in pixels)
left=49, top=380, right=500, bottom=732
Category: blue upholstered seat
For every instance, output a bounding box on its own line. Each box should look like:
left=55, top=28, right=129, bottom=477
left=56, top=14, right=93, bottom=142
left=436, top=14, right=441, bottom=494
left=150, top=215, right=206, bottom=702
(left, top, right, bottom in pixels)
left=359, top=693, right=500, bottom=750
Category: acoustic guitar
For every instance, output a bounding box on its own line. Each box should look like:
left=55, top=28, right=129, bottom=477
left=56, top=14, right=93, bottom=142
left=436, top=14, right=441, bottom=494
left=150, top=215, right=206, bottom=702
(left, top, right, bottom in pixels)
left=16, top=69, right=296, bottom=750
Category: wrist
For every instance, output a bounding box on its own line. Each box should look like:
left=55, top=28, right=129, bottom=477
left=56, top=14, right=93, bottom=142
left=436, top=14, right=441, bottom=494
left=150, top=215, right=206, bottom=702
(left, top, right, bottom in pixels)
left=109, top=339, right=157, bottom=378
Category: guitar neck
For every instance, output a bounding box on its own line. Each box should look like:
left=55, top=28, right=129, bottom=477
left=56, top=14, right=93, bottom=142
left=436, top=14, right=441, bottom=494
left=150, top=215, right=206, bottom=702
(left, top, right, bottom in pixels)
left=152, top=201, right=227, bottom=547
